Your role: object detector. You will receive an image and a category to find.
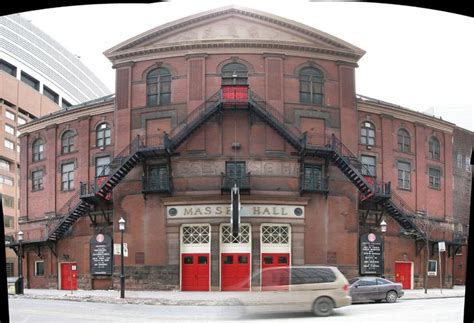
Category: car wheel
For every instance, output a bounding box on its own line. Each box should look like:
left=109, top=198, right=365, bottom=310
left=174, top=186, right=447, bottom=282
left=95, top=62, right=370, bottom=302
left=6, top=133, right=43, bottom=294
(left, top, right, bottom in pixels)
left=313, top=297, right=334, bottom=317
left=386, top=290, right=398, bottom=303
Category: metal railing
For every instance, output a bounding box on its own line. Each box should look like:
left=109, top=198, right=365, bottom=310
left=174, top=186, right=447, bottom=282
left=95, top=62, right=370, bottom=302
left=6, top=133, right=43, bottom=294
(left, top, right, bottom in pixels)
left=301, top=175, right=329, bottom=192
left=142, top=175, right=171, bottom=192
left=221, top=173, right=251, bottom=191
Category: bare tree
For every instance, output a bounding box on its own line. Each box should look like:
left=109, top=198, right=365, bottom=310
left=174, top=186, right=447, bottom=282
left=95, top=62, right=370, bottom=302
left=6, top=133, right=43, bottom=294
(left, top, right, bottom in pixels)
left=412, top=212, right=453, bottom=294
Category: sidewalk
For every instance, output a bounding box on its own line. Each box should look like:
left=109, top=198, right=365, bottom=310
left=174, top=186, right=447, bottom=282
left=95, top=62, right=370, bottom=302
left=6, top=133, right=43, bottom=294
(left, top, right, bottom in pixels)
left=8, top=286, right=465, bottom=305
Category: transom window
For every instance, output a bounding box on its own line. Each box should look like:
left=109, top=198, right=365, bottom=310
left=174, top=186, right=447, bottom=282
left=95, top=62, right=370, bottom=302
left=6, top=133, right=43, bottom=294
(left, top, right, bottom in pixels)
left=360, top=122, right=375, bottom=146
left=32, top=139, right=44, bottom=161
left=96, top=123, right=111, bottom=147
left=429, top=168, right=441, bottom=189
left=397, top=161, right=411, bottom=190
left=61, top=131, right=75, bottom=154
left=221, top=224, right=250, bottom=244
left=221, top=62, right=248, bottom=85
left=361, top=155, right=376, bottom=177
left=262, top=225, right=290, bottom=244
left=182, top=225, right=210, bottom=244
left=147, top=67, right=171, bottom=106
left=61, top=162, right=75, bottom=191
left=299, top=67, right=323, bottom=105
left=428, top=137, right=440, bottom=160
left=398, top=129, right=411, bottom=152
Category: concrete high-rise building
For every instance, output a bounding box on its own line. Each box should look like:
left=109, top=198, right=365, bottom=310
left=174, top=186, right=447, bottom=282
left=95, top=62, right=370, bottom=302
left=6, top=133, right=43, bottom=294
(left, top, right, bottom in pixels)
left=1, top=13, right=110, bottom=279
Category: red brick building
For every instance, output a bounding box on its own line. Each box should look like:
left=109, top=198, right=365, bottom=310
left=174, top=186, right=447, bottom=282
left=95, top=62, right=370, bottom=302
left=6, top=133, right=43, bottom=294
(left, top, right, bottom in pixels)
left=15, top=6, right=468, bottom=291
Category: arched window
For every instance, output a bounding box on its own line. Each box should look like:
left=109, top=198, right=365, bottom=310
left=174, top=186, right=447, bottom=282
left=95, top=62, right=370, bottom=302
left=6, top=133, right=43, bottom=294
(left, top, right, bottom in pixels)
left=32, top=139, right=44, bottom=162
left=360, top=122, right=375, bottom=146
left=397, top=129, right=410, bottom=152
left=147, top=67, right=171, bottom=106
left=429, top=137, right=440, bottom=160
left=299, top=67, right=323, bottom=105
left=221, top=62, right=248, bottom=85
left=96, top=123, right=111, bottom=148
left=61, top=130, right=75, bottom=154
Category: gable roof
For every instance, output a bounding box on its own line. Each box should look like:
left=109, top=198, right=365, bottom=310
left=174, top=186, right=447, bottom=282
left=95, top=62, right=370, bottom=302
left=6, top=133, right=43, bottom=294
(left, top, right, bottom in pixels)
left=104, top=5, right=365, bottom=64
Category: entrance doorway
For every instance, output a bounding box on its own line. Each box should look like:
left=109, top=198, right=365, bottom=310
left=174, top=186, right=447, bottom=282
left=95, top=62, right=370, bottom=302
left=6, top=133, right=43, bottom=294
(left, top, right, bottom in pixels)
left=261, top=253, right=290, bottom=291
left=221, top=253, right=251, bottom=291
left=394, top=262, right=412, bottom=289
left=181, top=253, right=210, bottom=291
left=60, top=262, right=77, bottom=290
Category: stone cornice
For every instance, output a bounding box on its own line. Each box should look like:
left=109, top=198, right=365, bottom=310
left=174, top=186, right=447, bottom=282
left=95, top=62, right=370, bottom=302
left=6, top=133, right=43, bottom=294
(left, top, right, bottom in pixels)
left=19, top=103, right=114, bottom=135
left=358, top=102, right=454, bottom=134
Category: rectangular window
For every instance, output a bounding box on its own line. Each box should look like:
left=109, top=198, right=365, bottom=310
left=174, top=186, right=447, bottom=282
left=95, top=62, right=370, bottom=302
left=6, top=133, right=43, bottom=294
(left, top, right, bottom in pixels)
left=21, top=71, right=40, bottom=90
left=397, top=161, right=411, bottom=190
left=4, top=215, right=14, bottom=228
left=95, top=156, right=111, bottom=177
left=0, top=159, right=10, bottom=171
left=6, top=263, right=14, bottom=277
left=5, top=110, right=15, bottom=121
left=0, top=175, right=14, bottom=186
left=35, top=261, right=45, bottom=276
left=428, top=168, right=441, bottom=189
left=303, top=164, right=324, bottom=190
left=61, top=162, right=74, bottom=191
left=361, top=155, right=376, bottom=177
left=465, top=157, right=471, bottom=172
left=32, top=169, right=44, bottom=191
left=427, top=260, right=437, bottom=276
left=457, top=153, right=463, bottom=169
left=17, top=117, right=26, bottom=125
left=43, top=86, right=59, bottom=104
left=4, top=139, right=14, bottom=150
left=0, top=59, right=17, bottom=76
left=61, top=99, right=72, bottom=109
left=2, top=195, right=14, bottom=208
left=5, top=124, right=15, bottom=135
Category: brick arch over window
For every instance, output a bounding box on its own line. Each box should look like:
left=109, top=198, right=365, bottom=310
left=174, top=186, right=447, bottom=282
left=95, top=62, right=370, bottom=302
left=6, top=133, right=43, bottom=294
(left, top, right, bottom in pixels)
left=397, top=128, right=411, bottom=152
left=147, top=67, right=171, bottom=106
left=32, top=138, right=45, bottom=162
left=298, top=66, right=324, bottom=105
left=216, top=58, right=255, bottom=76
left=360, top=121, right=375, bottom=146
left=60, top=130, right=75, bottom=154
left=428, top=136, right=441, bottom=160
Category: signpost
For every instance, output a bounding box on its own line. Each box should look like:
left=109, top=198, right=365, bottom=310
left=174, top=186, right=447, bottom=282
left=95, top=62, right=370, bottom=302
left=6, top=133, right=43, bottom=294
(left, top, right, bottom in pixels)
left=438, top=241, right=445, bottom=294
left=90, top=233, right=113, bottom=276
left=230, top=184, right=240, bottom=237
left=360, top=233, right=384, bottom=275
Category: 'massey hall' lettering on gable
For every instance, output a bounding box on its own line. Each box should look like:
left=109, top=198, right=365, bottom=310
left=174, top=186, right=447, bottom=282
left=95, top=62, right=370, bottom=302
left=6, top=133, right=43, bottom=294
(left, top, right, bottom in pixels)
left=167, top=205, right=304, bottom=218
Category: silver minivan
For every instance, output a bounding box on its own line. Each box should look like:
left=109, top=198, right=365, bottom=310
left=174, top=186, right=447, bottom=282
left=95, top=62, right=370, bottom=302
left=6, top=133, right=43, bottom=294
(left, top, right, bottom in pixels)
left=239, top=266, right=352, bottom=317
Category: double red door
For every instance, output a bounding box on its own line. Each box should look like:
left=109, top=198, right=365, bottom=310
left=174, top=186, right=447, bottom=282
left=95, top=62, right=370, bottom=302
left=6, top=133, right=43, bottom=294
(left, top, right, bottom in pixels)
left=221, top=253, right=250, bottom=291
left=261, top=253, right=290, bottom=291
left=181, top=254, right=210, bottom=291
left=395, top=262, right=411, bottom=289
left=60, top=263, right=77, bottom=290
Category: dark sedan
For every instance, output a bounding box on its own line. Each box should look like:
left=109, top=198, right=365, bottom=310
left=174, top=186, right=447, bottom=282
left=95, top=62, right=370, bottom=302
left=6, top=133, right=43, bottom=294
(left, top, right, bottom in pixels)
left=349, top=277, right=404, bottom=303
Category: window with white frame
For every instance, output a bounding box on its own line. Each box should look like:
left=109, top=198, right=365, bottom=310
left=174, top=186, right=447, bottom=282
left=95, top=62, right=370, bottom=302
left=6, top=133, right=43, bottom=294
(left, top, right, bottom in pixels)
left=182, top=225, right=210, bottom=244
left=397, top=161, right=411, bottom=190
left=5, top=110, right=15, bottom=121
left=35, top=261, right=45, bottom=276
left=95, top=156, right=111, bottom=177
left=221, top=224, right=250, bottom=244
left=261, top=225, right=290, bottom=244
left=5, top=124, right=14, bottom=135
left=361, top=155, right=376, bottom=177
left=61, top=162, right=74, bottom=191
left=0, top=158, right=10, bottom=171
left=4, top=139, right=14, bottom=150
left=360, top=122, right=375, bottom=146
left=96, top=123, right=111, bottom=147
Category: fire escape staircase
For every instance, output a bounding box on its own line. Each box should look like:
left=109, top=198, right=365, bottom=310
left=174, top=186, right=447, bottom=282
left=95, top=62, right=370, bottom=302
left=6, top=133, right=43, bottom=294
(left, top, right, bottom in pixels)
left=45, top=87, right=423, bottom=242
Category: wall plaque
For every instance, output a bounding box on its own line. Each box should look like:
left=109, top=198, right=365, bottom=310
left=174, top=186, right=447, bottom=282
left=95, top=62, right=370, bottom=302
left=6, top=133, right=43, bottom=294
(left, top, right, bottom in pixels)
left=90, top=233, right=112, bottom=276
left=360, top=233, right=384, bottom=275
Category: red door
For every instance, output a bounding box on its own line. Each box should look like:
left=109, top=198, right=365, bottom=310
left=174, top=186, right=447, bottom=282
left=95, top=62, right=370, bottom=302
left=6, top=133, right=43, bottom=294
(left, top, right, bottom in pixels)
left=181, top=254, right=210, bottom=291
left=60, top=263, right=77, bottom=290
left=221, top=253, right=250, bottom=291
left=395, top=262, right=411, bottom=289
left=261, top=253, right=290, bottom=291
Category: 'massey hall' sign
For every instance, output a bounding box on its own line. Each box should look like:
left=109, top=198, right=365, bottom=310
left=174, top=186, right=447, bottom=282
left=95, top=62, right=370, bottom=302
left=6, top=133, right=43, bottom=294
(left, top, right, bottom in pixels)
left=167, top=204, right=304, bottom=218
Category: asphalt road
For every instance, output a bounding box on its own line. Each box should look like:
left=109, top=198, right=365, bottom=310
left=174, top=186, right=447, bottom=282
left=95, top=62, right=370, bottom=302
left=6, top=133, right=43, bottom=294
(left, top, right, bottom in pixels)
left=8, top=297, right=464, bottom=322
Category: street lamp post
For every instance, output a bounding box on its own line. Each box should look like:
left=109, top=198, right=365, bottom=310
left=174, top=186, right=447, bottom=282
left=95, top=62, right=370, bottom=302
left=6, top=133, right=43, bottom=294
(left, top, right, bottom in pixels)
left=119, top=217, right=126, bottom=299
left=18, top=230, right=24, bottom=295
left=380, top=220, right=387, bottom=277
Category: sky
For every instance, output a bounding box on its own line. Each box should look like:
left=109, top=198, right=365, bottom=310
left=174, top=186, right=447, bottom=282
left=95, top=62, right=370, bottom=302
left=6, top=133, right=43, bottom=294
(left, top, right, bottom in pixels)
left=14, top=0, right=474, bottom=131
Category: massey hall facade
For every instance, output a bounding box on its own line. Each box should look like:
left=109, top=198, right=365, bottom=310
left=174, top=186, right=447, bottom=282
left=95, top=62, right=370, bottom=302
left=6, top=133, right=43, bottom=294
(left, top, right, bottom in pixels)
left=14, top=6, right=470, bottom=291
